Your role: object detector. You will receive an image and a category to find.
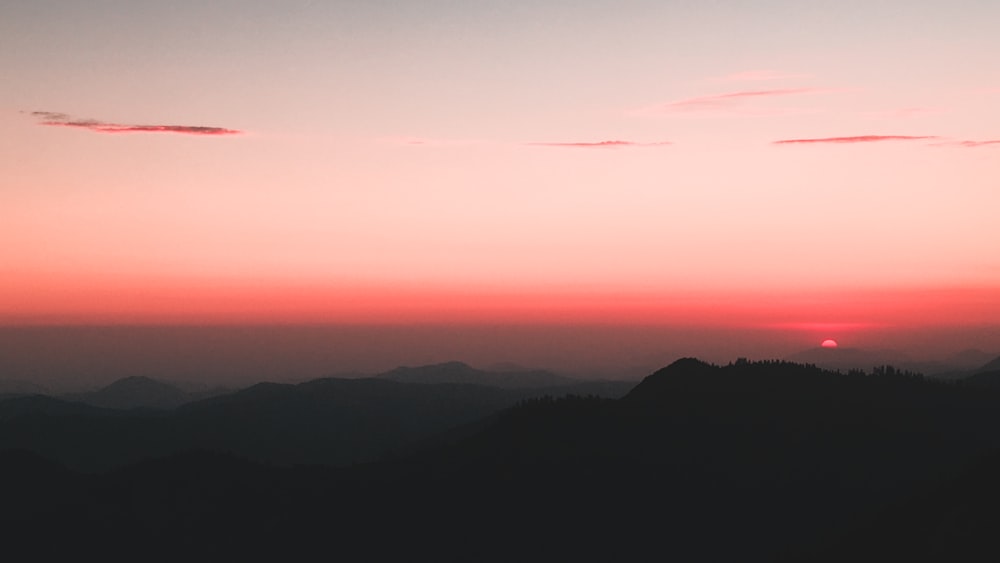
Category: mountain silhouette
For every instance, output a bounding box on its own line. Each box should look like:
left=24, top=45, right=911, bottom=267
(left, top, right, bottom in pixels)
left=0, top=373, right=628, bottom=471
left=377, top=360, right=577, bottom=388
left=6, top=358, right=1000, bottom=561
left=975, top=354, right=1000, bottom=373
left=962, top=369, right=1000, bottom=389
left=64, top=375, right=205, bottom=410
left=945, top=348, right=996, bottom=368
left=958, top=355, right=1000, bottom=388
left=621, top=356, right=719, bottom=399
left=785, top=346, right=910, bottom=371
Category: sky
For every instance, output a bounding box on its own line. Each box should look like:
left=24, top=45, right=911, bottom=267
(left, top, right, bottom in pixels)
left=2, top=0, right=999, bottom=373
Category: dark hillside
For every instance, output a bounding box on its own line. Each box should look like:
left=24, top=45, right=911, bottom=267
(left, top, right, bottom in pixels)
left=962, top=369, right=1000, bottom=389
left=5, top=359, right=1000, bottom=561
left=0, top=376, right=619, bottom=471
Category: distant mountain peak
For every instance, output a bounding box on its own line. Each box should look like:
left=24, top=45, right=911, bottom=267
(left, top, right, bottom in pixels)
left=66, top=375, right=193, bottom=410
left=622, top=357, right=719, bottom=401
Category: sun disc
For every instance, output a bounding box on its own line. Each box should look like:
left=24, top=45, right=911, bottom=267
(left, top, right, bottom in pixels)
left=821, top=339, right=838, bottom=348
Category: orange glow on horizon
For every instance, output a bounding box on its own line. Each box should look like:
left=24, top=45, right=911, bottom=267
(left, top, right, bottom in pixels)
left=2, top=272, right=998, bottom=330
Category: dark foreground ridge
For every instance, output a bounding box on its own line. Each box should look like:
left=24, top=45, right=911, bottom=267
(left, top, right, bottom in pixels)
left=4, top=358, right=1000, bottom=561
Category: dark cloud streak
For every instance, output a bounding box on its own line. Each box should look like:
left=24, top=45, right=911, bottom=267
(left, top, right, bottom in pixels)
left=31, top=111, right=72, bottom=121
left=774, top=135, right=937, bottom=145
left=29, top=111, right=242, bottom=136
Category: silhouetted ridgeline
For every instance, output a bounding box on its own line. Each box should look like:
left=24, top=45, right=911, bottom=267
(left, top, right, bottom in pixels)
left=4, top=358, right=1000, bottom=561
left=975, top=354, right=1000, bottom=373
left=378, top=360, right=577, bottom=388
left=61, top=375, right=227, bottom=410
left=0, top=366, right=633, bottom=471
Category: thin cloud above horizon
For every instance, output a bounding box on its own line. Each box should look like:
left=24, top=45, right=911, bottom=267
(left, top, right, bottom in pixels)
left=28, top=111, right=242, bottom=136
left=632, top=88, right=830, bottom=118
left=930, top=139, right=1000, bottom=148
left=773, top=135, right=938, bottom=145
left=527, top=140, right=672, bottom=148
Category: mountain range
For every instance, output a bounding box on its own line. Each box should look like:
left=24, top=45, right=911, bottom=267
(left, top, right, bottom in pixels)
left=61, top=375, right=228, bottom=409
left=0, top=362, right=633, bottom=470
left=5, top=357, right=1000, bottom=560
left=377, top=360, right=577, bottom=388
left=785, top=346, right=999, bottom=378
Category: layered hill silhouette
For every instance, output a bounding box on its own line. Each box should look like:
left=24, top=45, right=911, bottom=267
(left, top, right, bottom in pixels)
left=949, top=354, right=1000, bottom=388
left=0, top=366, right=632, bottom=471
left=6, top=358, right=1000, bottom=561
left=946, top=348, right=997, bottom=369
left=377, top=360, right=576, bottom=388
left=787, top=347, right=1000, bottom=380
left=961, top=369, right=1000, bottom=389
left=61, top=375, right=227, bottom=410
left=974, top=354, right=1000, bottom=373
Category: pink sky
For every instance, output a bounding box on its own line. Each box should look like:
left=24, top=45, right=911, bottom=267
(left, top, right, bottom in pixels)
left=1, top=0, right=999, bottom=359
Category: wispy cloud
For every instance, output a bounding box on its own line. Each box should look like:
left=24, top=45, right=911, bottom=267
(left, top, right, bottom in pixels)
left=526, top=140, right=672, bottom=148
left=930, top=139, right=1000, bottom=148
left=773, top=135, right=938, bottom=145
left=714, top=70, right=813, bottom=82
left=632, top=88, right=830, bottom=117
left=29, top=111, right=242, bottom=136
left=31, top=111, right=72, bottom=121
